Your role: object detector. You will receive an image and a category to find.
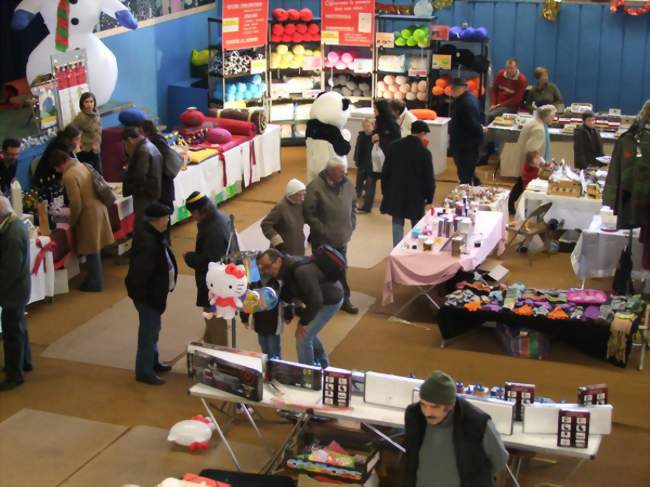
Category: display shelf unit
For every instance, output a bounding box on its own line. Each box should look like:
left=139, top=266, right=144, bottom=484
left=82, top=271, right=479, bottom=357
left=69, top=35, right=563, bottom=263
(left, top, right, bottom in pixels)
left=268, top=17, right=323, bottom=144
left=430, top=37, right=490, bottom=117
left=207, top=18, right=269, bottom=112
left=374, top=14, right=436, bottom=109
left=321, top=43, right=374, bottom=109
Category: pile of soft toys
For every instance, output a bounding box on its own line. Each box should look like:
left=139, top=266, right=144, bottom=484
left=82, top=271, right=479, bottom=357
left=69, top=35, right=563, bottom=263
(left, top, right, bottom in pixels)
left=392, top=25, right=430, bottom=48
left=270, top=44, right=322, bottom=70
left=377, top=74, right=428, bottom=101
left=329, top=74, right=372, bottom=98
left=212, top=74, right=266, bottom=102
left=448, top=24, right=489, bottom=41
left=324, top=50, right=370, bottom=70
left=271, top=8, right=321, bottom=43
left=431, top=75, right=484, bottom=98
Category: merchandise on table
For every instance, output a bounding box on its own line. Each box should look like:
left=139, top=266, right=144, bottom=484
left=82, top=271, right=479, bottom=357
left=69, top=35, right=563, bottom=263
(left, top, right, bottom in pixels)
left=578, top=384, right=608, bottom=405
left=268, top=358, right=323, bottom=391
left=322, top=367, right=352, bottom=408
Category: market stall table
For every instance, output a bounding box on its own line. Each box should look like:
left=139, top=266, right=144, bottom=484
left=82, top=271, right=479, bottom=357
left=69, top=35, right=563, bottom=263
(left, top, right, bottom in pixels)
left=383, top=210, right=505, bottom=308
left=515, top=179, right=602, bottom=231
left=488, top=122, right=616, bottom=177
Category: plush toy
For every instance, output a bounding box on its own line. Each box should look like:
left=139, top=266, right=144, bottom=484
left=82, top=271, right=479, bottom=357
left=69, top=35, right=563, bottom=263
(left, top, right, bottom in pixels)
left=204, top=262, right=248, bottom=320
left=167, top=415, right=216, bottom=451
left=305, top=91, right=352, bottom=182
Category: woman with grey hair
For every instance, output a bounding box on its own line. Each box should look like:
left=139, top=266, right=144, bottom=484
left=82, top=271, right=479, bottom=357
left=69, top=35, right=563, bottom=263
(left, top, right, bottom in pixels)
left=512, top=104, right=556, bottom=173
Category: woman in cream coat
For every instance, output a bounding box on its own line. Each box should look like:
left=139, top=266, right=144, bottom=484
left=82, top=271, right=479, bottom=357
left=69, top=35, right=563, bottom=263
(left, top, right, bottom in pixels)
left=50, top=150, right=114, bottom=292
left=509, top=105, right=556, bottom=176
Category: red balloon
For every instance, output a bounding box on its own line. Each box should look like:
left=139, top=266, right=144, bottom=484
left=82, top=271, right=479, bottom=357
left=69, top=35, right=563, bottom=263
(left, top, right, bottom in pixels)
left=296, top=23, right=308, bottom=34
left=299, top=8, right=313, bottom=21
left=272, top=8, right=288, bottom=21
left=272, top=24, right=284, bottom=36
left=287, top=9, right=300, bottom=21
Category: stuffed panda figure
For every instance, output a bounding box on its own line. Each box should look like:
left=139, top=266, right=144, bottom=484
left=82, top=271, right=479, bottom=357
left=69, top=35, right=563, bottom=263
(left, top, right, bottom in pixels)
left=305, top=91, right=353, bottom=182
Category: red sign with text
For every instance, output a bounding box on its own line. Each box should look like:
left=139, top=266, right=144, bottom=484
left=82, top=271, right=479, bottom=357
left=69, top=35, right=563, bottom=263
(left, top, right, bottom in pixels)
left=321, top=0, right=375, bottom=46
left=222, top=0, right=269, bottom=51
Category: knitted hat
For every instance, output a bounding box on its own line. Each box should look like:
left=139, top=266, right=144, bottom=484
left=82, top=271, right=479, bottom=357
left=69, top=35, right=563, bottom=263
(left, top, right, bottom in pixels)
left=185, top=191, right=209, bottom=212
left=419, top=370, right=456, bottom=405
left=144, top=202, right=172, bottom=218
left=286, top=178, right=306, bottom=197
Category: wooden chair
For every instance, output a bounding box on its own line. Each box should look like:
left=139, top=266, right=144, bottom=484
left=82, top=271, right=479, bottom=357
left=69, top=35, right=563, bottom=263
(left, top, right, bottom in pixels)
left=506, top=202, right=553, bottom=253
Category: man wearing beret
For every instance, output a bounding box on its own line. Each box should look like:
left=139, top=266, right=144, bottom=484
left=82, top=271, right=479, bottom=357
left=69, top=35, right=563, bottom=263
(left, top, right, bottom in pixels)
left=125, top=202, right=178, bottom=385
left=404, top=370, right=508, bottom=487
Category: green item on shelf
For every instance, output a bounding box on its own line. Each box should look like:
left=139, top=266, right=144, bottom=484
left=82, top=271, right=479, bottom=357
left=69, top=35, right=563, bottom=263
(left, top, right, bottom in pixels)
left=191, top=49, right=210, bottom=66
left=401, top=28, right=413, bottom=39
left=406, top=37, right=418, bottom=47
left=417, top=39, right=429, bottom=48
left=413, top=28, right=426, bottom=41
left=395, top=37, right=407, bottom=46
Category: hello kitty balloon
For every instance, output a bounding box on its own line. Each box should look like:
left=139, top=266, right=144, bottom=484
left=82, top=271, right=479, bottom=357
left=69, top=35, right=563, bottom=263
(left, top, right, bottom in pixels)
left=11, top=0, right=138, bottom=107
left=204, top=262, right=248, bottom=320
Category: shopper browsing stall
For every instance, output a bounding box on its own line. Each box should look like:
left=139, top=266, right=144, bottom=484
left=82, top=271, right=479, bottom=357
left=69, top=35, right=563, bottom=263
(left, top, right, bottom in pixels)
left=403, top=370, right=508, bottom=487
left=261, top=179, right=307, bottom=256
left=72, top=92, right=102, bottom=173
left=488, top=57, right=527, bottom=122
left=573, top=111, right=605, bottom=170
left=183, top=191, right=237, bottom=346
left=449, top=77, right=485, bottom=185
left=257, top=248, right=343, bottom=368
left=507, top=150, right=542, bottom=215
left=353, top=118, right=375, bottom=213
left=32, top=125, right=81, bottom=200
left=380, top=121, right=435, bottom=246
left=125, top=202, right=177, bottom=386
left=240, top=276, right=284, bottom=360
left=141, top=120, right=183, bottom=209
left=0, top=138, right=20, bottom=195
left=513, top=104, right=556, bottom=176
left=0, top=196, right=32, bottom=391
left=391, top=99, right=418, bottom=138
left=50, top=149, right=114, bottom=292
left=523, top=67, right=564, bottom=113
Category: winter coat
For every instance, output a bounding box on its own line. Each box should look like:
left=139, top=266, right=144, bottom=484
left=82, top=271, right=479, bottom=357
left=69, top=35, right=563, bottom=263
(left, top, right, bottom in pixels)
left=184, top=210, right=235, bottom=308
left=449, top=91, right=484, bottom=154
left=380, top=135, right=435, bottom=221
left=523, top=83, right=564, bottom=113
left=61, top=160, right=114, bottom=255
left=261, top=196, right=306, bottom=256
left=303, top=171, right=356, bottom=248
left=573, top=125, right=604, bottom=170
left=490, top=69, right=528, bottom=111
left=353, top=131, right=373, bottom=172
left=507, top=116, right=547, bottom=177
left=147, top=133, right=177, bottom=208
left=123, top=138, right=162, bottom=203
left=374, top=115, right=401, bottom=156
left=125, top=222, right=178, bottom=313
left=0, top=214, right=31, bottom=308
left=73, top=110, right=102, bottom=154
left=398, top=109, right=419, bottom=138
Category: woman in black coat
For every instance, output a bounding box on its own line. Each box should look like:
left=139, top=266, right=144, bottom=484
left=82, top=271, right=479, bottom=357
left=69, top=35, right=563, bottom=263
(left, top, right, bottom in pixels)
left=183, top=191, right=237, bottom=345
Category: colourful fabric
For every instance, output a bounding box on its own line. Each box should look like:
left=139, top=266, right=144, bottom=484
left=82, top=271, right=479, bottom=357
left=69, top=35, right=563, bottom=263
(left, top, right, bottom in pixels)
left=55, top=0, right=70, bottom=52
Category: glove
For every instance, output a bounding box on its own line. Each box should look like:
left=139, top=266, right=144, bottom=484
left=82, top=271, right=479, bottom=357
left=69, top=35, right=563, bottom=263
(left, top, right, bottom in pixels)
left=11, top=10, right=35, bottom=30
left=115, top=10, right=138, bottom=30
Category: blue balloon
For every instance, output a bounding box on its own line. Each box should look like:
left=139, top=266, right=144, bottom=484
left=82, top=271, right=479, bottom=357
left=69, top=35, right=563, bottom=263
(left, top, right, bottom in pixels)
left=259, top=286, right=279, bottom=311
left=449, top=26, right=462, bottom=39
left=475, top=27, right=489, bottom=40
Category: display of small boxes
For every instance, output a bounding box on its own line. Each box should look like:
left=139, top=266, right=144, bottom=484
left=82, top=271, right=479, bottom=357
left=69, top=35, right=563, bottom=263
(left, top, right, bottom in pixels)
left=578, top=384, right=608, bottom=405
left=547, top=178, right=582, bottom=197
left=505, top=382, right=535, bottom=421
left=557, top=409, right=590, bottom=448
left=323, top=367, right=352, bottom=407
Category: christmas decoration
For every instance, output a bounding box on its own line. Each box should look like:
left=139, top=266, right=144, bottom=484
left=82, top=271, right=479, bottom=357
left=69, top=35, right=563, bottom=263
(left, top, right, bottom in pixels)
left=542, top=0, right=562, bottom=21
left=610, top=0, right=650, bottom=16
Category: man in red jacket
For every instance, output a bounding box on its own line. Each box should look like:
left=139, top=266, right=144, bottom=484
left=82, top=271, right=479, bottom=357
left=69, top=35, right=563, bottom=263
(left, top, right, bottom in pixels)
left=488, top=58, right=528, bottom=122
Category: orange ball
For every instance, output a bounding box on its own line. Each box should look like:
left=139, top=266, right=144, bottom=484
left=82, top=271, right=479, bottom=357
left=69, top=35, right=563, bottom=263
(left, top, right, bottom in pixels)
left=435, top=78, right=447, bottom=88
left=444, top=86, right=453, bottom=96
left=467, top=79, right=477, bottom=91
left=432, top=86, right=444, bottom=96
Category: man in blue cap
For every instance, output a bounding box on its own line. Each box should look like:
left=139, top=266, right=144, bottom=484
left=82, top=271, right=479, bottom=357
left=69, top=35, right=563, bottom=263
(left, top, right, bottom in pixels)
left=403, top=370, right=508, bottom=487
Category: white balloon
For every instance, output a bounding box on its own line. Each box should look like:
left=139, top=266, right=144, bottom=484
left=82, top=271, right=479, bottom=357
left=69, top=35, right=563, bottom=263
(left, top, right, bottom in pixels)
left=168, top=420, right=213, bottom=447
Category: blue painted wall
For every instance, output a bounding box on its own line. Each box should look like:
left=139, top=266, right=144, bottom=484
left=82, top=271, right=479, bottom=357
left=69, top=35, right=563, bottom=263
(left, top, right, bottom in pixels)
left=104, top=1, right=648, bottom=122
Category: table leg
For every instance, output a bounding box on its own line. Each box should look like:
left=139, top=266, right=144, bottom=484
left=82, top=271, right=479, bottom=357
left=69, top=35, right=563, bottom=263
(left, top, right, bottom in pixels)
left=362, top=422, right=405, bottom=453
left=200, top=398, right=242, bottom=471
left=261, top=411, right=311, bottom=475
left=388, top=286, right=439, bottom=325
left=505, top=463, right=521, bottom=487
left=239, top=400, right=275, bottom=456
left=564, top=458, right=586, bottom=482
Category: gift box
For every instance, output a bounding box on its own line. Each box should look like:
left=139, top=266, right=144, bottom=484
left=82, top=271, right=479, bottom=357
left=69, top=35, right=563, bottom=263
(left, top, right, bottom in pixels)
left=497, top=323, right=550, bottom=360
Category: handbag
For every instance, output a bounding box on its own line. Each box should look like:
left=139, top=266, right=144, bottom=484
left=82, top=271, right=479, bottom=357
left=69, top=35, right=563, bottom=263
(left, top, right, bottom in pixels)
left=371, top=143, right=385, bottom=173
left=83, top=163, right=117, bottom=207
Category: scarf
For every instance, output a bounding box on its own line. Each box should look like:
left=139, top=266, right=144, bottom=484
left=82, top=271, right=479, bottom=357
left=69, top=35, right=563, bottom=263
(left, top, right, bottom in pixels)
left=55, top=0, right=70, bottom=52
left=543, top=124, right=551, bottom=162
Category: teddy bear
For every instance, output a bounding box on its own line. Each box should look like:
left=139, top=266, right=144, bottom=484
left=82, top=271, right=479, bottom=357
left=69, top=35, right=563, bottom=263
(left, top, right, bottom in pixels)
left=204, top=262, right=248, bottom=320
left=305, top=91, right=353, bottom=182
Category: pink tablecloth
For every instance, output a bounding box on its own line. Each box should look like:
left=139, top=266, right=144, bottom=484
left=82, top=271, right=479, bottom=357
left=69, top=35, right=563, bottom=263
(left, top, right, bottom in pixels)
left=382, top=211, right=505, bottom=305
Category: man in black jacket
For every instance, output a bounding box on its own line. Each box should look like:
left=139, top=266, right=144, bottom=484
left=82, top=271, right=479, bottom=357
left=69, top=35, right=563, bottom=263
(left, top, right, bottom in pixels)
left=125, top=202, right=178, bottom=385
left=257, top=248, right=343, bottom=368
left=449, top=78, right=485, bottom=185
left=380, top=121, right=435, bottom=246
left=573, top=112, right=604, bottom=170
left=403, top=370, right=508, bottom=487
left=183, top=191, right=236, bottom=346
left=141, top=120, right=183, bottom=208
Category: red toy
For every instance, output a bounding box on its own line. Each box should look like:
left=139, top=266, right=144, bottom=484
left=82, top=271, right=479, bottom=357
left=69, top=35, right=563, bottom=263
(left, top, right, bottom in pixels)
left=272, top=8, right=288, bottom=21
left=272, top=23, right=284, bottom=35
left=284, top=23, right=296, bottom=34
left=308, top=23, right=319, bottom=34
left=292, top=33, right=304, bottom=43
left=300, top=8, right=314, bottom=21
left=296, top=23, right=307, bottom=34
left=282, top=34, right=292, bottom=42
left=287, top=8, right=300, bottom=20
left=271, top=34, right=281, bottom=43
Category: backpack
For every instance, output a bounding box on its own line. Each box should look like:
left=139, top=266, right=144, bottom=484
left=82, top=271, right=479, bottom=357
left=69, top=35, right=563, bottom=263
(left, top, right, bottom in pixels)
left=83, top=163, right=116, bottom=207
left=290, top=244, right=346, bottom=282
left=163, top=146, right=184, bottom=178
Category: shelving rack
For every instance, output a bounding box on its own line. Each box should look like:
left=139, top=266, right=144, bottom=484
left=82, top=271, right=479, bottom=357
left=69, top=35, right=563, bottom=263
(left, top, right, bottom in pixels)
left=321, top=43, right=374, bottom=109
left=374, top=14, right=437, bottom=110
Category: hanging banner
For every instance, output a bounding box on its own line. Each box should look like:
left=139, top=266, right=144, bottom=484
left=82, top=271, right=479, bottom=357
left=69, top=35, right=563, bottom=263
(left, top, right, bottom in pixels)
left=321, top=0, right=375, bottom=46
left=222, top=0, right=269, bottom=51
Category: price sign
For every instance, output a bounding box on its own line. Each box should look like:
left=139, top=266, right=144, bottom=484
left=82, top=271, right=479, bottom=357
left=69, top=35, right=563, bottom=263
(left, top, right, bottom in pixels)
left=321, top=0, right=375, bottom=46
left=353, top=58, right=373, bottom=73
left=432, top=54, right=452, bottom=70
left=321, top=30, right=340, bottom=45
left=376, top=32, right=395, bottom=49
left=431, top=25, right=450, bottom=41
left=222, top=0, right=269, bottom=50
left=250, top=58, right=266, bottom=74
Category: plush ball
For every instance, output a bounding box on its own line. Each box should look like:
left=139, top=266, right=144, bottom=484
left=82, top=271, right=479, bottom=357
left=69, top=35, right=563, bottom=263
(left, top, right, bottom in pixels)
left=395, top=37, right=406, bottom=47
left=394, top=91, right=405, bottom=100
left=460, top=27, right=476, bottom=41
left=449, top=25, right=462, bottom=39
left=435, top=78, right=447, bottom=88
left=359, top=82, right=370, bottom=91
left=284, top=23, right=296, bottom=34
left=292, top=33, right=304, bottom=43
left=406, top=37, right=418, bottom=47
left=417, top=39, right=429, bottom=48
left=383, top=91, right=393, bottom=99
left=413, top=29, right=426, bottom=41
left=289, top=58, right=302, bottom=69
left=383, top=74, right=395, bottom=85
left=324, top=59, right=333, bottom=68
left=443, top=86, right=453, bottom=96
left=308, top=23, right=320, bottom=35
left=353, top=88, right=362, bottom=97
left=395, top=75, right=408, bottom=85
left=287, top=9, right=300, bottom=21
left=272, top=24, right=284, bottom=36
left=119, top=108, right=147, bottom=127
left=341, top=86, right=352, bottom=96
left=346, top=81, right=357, bottom=90
left=399, top=84, right=410, bottom=94
left=432, top=86, right=444, bottom=96
left=475, top=27, right=488, bottom=40
left=282, top=35, right=292, bottom=42
left=416, top=91, right=428, bottom=101
left=405, top=92, right=417, bottom=101
left=467, top=79, right=478, bottom=91
left=293, top=44, right=305, bottom=55
left=341, top=52, right=355, bottom=64
left=179, top=108, right=204, bottom=127
left=388, top=84, right=398, bottom=93
left=206, top=127, right=233, bottom=144
left=417, top=80, right=428, bottom=92
left=272, top=8, right=288, bottom=21
left=335, top=61, right=347, bottom=70
left=401, top=28, right=412, bottom=39
left=282, top=52, right=294, bottom=62
left=411, top=81, right=419, bottom=93
left=299, top=8, right=313, bottom=21
left=410, top=108, right=437, bottom=120
left=271, top=34, right=281, bottom=43
left=296, top=23, right=308, bottom=34
left=376, top=81, right=386, bottom=92
left=327, top=51, right=340, bottom=63
left=276, top=44, right=289, bottom=54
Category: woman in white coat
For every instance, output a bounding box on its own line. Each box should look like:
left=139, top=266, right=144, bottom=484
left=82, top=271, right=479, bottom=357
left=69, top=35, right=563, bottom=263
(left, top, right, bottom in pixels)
left=513, top=105, right=556, bottom=174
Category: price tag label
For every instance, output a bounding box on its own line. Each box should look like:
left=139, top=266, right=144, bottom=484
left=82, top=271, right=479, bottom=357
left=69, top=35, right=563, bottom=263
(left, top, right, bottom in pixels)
left=321, top=30, right=340, bottom=45
left=224, top=100, right=247, bottom=109
left=250, top=58, right=266, bottom=74
left=376, top=32, right=395, bottom=49
left=223, top=17, right=239, bottom=33
left=353, top=58, right=373, bottom=73
left=408, top=68, right=428, bottom=77
left=432, top=54, right=452, bottom=70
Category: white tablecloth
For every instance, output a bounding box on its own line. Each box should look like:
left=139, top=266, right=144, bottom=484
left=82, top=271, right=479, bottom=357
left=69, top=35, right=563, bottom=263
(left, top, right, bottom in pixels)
left=571, top=215, right=650, bottom=284
left=29, top=236, right=55, bottom=304
left=516, top=179, right=602, bottom=230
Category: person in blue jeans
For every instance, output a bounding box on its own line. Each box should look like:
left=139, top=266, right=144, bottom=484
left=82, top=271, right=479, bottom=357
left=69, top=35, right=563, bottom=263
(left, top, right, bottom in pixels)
left=125, top=202, right=178, bottom=385
left=257, top=248, right=344, bottom=368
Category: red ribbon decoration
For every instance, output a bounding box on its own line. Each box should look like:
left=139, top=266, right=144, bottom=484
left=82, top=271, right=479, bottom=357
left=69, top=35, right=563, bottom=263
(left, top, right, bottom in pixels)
left=32, top=239, right=56, bottom=275
left=214, top=296, right=237, bottom=307
left=610, top=0, right=650, bottom=16
left=224, top=263, right=246, bottom=279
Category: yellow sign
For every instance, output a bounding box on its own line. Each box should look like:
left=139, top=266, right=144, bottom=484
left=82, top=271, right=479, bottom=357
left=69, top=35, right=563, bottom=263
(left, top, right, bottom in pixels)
left=250, top=59, right=266, bottom=74
left=321, top=30, right=340, bottom=45
left=432, top=54, right=452, bottom=70
left=223, top=17, right=239, bottom=33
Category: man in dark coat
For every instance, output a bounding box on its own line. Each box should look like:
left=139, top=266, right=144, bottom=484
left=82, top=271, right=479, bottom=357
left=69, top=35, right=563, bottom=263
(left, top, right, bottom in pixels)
left=183, top=191, right=237, bottom=346
left=449, top=77, right=485, bottom=185
left=403, top=370, right=508, bottom=487
left=122, top=126, right=163, bottom=234
left=573, top=112, right=604, bottom=170
left=141, top=120, right=183, bottom=208
left=380, top=121, right=435, bottom=247
left=0, top=196, right=32, bottom=390
left=258, top=248, right=343, bottom=367
left=125, top=202, right=178, bottom=385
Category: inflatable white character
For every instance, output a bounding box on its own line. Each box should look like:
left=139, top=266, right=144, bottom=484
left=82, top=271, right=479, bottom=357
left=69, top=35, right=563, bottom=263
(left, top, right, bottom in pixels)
left=12, top=0, right=138, bottom=106
left=204, top=262, right=248, bottom=321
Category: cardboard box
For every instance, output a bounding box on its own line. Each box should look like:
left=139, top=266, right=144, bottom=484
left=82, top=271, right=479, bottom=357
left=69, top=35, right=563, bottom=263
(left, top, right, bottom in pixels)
left=548, top=179, right=581, bottom=197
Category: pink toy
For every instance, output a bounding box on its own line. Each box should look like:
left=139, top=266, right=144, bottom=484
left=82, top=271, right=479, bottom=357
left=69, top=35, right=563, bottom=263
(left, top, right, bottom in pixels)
left=335, top=61, right=347, bottom=70
left=567, top=289, right=608, bottom=305
left=327, top=51, right=339, bottom=63
left=341, top=52, right=355, bottom=64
